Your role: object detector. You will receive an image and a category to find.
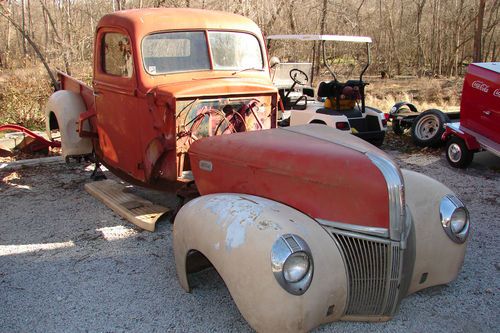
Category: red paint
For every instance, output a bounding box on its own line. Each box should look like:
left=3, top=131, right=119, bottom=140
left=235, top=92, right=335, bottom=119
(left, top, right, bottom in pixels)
left=189, top=128, right=390, bottom=228
left=56, top=9, right=277, bottom=189
left=459, top=63, right=500, bottom=145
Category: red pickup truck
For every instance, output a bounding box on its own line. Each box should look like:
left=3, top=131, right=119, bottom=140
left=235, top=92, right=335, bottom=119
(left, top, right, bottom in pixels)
left=45, top=8, right=470, bottom=332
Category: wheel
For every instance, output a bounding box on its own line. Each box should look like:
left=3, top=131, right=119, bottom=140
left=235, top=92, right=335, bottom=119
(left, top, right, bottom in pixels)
left=411, top=109, right=450, bottom=147
left=446, top=137, right=474, bottom=168
left=289, top=69, right=308, bottom=85
left=392, top=119, right=404, bottom=135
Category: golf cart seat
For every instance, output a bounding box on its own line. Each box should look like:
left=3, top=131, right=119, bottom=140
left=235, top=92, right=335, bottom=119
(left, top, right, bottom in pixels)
left=317, top=80, right=367, bottom=98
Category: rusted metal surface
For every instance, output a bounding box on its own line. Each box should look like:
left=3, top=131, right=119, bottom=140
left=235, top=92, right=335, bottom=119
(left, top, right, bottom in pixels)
left=54, top=8, right=278, bottom=190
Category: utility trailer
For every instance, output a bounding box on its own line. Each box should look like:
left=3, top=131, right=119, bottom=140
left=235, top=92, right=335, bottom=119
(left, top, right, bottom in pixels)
left=388, top=102, right=460, bottom=147
left=45, top=8, right=469, bottom=332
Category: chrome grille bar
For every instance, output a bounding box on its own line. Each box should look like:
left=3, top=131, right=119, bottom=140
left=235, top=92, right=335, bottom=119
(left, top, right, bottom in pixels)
left=328, top=227, right=403, bottom=317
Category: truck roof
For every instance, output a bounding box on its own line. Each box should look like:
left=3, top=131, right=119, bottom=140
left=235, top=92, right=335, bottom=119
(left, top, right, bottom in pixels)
left=98, top=8, right=262, bottom=37
left=267, top=34, right=372, bottom=43
left=471, top=62, right=500, bottom=74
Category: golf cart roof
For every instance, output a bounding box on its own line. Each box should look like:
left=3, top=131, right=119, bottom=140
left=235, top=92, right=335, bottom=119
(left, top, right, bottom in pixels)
left=267, top=34, right=372, bottom=43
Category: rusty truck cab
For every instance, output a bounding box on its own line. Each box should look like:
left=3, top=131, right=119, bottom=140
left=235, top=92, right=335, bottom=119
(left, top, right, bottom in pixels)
left=89, top=8, right=277, bottom=189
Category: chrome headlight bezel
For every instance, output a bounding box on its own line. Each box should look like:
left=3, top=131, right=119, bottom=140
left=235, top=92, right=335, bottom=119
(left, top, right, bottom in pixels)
left=440, top=194, right=470, bottom=243
left=271, top=234, right=314, bottom=295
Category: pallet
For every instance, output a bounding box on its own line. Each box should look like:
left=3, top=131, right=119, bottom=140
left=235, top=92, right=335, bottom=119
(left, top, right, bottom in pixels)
left=84, top=179, right=170, bottom=232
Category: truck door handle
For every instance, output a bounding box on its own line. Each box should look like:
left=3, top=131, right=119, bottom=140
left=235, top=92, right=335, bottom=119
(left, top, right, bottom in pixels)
left=93, top=91, right=101, bottom=97
left=482, top=110, right=491, bottom=116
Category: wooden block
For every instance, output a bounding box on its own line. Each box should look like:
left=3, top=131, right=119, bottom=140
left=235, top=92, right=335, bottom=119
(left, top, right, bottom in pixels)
left=84, top=179, right=170, bottom=232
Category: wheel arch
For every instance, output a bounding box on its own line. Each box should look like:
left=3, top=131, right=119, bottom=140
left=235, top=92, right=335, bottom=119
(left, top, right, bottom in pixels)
left=45, top=90, right=93, bottom=158
left=173, top=193, right=348, bottom=332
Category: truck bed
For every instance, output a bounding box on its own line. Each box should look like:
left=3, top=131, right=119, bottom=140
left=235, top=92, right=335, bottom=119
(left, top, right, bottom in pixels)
left=58, top=71, right=95, bottom=112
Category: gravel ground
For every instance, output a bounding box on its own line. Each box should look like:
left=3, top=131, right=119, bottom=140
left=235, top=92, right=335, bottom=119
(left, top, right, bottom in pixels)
left=0, top=149, right=499, bottom=332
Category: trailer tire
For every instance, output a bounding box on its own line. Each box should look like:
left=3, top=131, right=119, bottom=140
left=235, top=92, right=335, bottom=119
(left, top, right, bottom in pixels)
left=411, top=109, right=450, bottom=147
left=445, top=136, right=474, bottom=168
left=392, top=119, right=404, bottom=135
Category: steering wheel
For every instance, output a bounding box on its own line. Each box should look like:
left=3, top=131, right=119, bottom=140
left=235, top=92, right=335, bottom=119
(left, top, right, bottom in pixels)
left=289, top=69, right=309, bottom=85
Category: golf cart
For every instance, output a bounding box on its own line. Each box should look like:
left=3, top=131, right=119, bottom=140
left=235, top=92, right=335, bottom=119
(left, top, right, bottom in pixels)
left=267, top=35, right=387, bottom=146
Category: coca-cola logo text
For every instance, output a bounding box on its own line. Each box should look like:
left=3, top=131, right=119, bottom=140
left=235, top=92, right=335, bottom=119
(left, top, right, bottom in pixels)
left=494, top=89, right=500, bottom=98
left=472, top=81, right=489, bottom=93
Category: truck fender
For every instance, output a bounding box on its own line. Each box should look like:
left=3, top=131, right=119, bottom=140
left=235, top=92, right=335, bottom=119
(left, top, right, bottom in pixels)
left=45, top=90, right=93, bottom=158
left=401, top=169, right=468, bottom=295
left=173, top=193, right=347, bottom=333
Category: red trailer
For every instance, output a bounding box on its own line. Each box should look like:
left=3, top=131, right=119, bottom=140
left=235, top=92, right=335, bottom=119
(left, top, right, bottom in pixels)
left=442, top=62, right=500, bottom=168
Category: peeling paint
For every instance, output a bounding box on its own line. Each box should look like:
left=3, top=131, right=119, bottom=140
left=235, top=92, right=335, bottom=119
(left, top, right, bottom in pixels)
left=257, top=219, right=282, bottom=231
left=203, top=195, right=271, bottom=250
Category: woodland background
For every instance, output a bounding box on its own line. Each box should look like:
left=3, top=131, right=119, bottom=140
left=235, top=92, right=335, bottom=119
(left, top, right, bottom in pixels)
left=0, top=0, right=498, bottom=128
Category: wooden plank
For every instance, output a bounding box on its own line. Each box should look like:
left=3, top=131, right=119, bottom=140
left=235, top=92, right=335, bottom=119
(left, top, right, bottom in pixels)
left=84, top=179, right=169, bottom=232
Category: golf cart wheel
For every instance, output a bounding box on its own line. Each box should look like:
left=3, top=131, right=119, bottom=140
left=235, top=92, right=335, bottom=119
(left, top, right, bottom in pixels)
left=446, top=136, right=474, bottom=169
left=411, top=109, right=450, bottom=147
left=392, top=119, right=404, bottom=135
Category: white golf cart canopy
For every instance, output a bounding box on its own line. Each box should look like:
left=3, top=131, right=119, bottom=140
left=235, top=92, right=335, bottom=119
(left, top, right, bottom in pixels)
left=267, top=35, right=372, bottom=43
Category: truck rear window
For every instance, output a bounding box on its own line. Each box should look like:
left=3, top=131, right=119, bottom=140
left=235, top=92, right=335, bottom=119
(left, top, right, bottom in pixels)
left=142, top=31, right=263, bottom=75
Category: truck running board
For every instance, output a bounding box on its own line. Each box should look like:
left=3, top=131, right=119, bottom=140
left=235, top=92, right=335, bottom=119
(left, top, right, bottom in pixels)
left=84, top=179, right=170, bottom=231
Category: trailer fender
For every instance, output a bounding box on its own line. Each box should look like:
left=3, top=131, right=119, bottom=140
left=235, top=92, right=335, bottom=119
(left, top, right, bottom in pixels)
left=173, top=193, right=347, bottom=333
left=45, top=90, right=93, bottom=158
left=402, top=169, right=468, bottom=295
left=389, top=102, right=418, bottom=117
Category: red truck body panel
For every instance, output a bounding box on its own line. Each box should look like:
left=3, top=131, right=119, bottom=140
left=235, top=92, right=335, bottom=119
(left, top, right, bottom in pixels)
left=460, top=63, right=500, bottom=145
left=189, top=126, right=390, bottom=229
left=56, top=9, right=278, bottom=190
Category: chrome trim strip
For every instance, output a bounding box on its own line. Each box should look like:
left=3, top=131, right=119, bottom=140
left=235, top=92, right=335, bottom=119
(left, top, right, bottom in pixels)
left=366, top=152, right=405, bottom=241
left=317, top=219, right=389, bottom=238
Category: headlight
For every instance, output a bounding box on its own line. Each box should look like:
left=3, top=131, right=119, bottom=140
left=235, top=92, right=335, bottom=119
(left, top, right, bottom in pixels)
left=271, top=234, right=314, bottom=295
left=440, top=195, right=470, bottom=243
left=283, top=252, right=310, bottom=283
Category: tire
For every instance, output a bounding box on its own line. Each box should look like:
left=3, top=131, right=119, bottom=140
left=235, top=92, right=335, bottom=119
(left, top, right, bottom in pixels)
left=445, top=136, right=474, bottom=168
left=392, top=119, right=404, bottom=135
left=411, top=109, right=450, bottom=147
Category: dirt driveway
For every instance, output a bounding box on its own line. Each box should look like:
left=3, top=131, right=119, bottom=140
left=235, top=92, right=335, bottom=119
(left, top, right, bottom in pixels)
left=0, top=150, right=499, bottom=332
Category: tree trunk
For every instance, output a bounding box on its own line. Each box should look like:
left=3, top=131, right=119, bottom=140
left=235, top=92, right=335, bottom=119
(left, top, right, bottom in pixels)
left=0, top=8, right=58, bottom=89
left=473, top=0, right=486, bottom=62
left=314, top=0, right=328, bottom=79
left=415, top=0, right=427, bottom=77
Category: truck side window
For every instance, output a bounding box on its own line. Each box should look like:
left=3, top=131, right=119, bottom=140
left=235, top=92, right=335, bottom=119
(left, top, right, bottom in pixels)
left=102, top=33, right=133, bottom=77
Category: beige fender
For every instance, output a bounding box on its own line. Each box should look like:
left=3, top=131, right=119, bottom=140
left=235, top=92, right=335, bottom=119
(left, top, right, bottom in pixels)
left=45, top=90, right=92, bottom=158
left=402, top=169, right=467, bottom=294
left=173, top=193, right=347, bottom=333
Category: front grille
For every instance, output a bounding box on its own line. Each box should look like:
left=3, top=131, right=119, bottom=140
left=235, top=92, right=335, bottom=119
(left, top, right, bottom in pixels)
left=330, top=229, right=403, bottom=317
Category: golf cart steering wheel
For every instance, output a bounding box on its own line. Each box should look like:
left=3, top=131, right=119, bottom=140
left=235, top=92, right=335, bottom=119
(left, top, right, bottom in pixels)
left=289, top=69, right=308, bottom=85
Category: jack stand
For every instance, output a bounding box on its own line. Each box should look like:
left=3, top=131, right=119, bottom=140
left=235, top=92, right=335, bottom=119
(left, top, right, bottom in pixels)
left=169, top=181, right=199, bottom=222
left=91, top=160, right=107, bottom=181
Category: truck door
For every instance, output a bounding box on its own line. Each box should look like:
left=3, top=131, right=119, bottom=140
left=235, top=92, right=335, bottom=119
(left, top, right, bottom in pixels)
left=93, top=29, right=145, bottom=181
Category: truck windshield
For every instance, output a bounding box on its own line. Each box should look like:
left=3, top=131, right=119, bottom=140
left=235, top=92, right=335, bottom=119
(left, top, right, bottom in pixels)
left=142, top=31, right=263, bottom=74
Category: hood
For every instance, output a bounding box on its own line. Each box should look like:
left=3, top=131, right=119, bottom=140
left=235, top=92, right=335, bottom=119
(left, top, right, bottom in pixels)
left=153, top=75, right=278, bottom=100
